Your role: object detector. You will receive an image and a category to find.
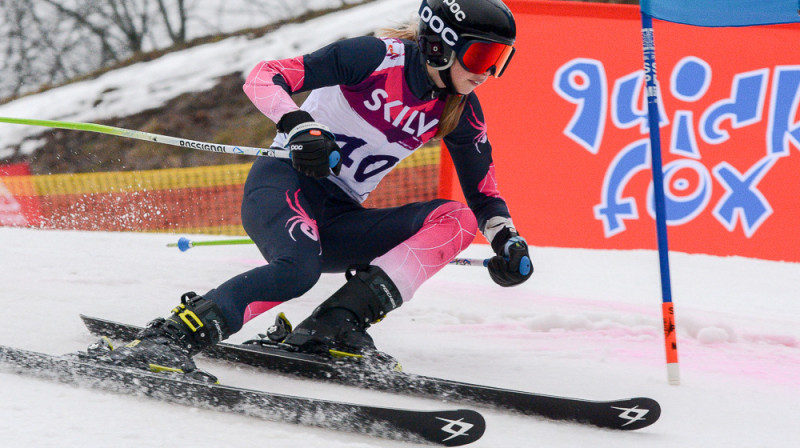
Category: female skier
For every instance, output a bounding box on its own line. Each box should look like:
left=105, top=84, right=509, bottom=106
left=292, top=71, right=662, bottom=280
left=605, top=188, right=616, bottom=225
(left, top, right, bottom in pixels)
left=103, top=0, right=532, bottom=378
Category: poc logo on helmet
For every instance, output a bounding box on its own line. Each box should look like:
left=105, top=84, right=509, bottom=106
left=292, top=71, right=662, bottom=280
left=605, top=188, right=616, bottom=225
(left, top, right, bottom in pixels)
left=442, top=0, right=467, bottom=22
left=420, top=6, right=460, bottom=46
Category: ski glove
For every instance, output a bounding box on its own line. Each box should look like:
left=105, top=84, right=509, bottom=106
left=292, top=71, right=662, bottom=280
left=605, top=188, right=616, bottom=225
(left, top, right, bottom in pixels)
left=278, top=110, right=342, bottom=179
left=488, top=227, right=533, bottom=287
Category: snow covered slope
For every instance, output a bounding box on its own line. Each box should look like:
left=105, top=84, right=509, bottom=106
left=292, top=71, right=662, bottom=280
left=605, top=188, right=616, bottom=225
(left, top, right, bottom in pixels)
left=1, top=227, right=798, bottom=447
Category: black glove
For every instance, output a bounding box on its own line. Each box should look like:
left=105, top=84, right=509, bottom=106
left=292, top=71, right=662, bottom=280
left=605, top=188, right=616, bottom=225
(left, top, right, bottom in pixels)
left=488, top=227, right=533, bottom=287
left=278, top=110, right=342, bottom=179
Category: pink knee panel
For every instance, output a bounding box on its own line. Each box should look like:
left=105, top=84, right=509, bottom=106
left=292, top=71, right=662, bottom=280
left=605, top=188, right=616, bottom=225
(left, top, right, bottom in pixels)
left=373, top=202, right=478, bottom=301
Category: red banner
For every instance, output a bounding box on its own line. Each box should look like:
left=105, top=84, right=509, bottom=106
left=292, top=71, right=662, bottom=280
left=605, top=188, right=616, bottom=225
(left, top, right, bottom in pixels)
left=440, top=0, right=800, bottom=262
left=0, top=163, right=42, bottom=227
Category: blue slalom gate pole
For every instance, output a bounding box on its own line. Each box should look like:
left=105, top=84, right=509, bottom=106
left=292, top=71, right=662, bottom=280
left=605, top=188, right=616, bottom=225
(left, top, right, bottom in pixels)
left=640, top=12, right=680, bottom=385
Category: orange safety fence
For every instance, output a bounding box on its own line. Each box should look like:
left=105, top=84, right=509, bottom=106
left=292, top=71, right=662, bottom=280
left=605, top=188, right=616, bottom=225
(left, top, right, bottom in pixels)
left=0, top=143, right=441, bottom=235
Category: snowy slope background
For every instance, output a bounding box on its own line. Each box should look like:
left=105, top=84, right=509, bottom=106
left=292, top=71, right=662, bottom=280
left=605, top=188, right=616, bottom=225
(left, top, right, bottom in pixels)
left=0, top=0, right=420, bottom=157
left=1, top=0, right=799, bottom=446
left=0, top=0, right=369, bottom=100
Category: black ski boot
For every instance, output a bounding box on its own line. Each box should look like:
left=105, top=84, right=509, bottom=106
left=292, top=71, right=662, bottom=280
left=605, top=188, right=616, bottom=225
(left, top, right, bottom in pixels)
left=282, top=265, right=402, bottom=366
left=91, top=292, right=231, bottom=383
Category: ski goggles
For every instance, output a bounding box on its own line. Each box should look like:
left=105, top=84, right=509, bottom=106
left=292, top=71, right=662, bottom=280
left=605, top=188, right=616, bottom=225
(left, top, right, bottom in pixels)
left=457, top=38, right=516, bottom=77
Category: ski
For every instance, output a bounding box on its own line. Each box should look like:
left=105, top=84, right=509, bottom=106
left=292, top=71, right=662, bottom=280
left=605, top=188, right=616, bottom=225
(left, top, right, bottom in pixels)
left=0, top=344, right=485, bottom=446
left=81, top=314, right=661, bottom=430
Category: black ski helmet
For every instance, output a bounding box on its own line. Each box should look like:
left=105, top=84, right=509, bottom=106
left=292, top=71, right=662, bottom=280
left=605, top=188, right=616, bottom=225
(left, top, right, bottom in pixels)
left=418, top=0, right=517, bottom=77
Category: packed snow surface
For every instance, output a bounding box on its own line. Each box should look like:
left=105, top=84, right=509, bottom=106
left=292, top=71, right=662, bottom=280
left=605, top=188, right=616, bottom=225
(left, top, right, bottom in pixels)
left=1, top=227, right=798, bottom=447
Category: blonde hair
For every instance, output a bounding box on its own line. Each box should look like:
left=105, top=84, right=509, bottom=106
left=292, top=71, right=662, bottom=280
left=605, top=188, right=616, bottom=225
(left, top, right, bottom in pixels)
left=377, top=21, right=466, bottom=139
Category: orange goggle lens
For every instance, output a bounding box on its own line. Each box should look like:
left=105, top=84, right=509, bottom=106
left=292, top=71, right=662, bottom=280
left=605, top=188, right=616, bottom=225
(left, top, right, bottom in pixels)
left=459, top=41, right=515, bottom=77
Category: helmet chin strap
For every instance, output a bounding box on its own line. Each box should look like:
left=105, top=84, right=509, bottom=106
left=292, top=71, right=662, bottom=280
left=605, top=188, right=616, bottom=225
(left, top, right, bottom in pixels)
left=422, top=49, right=463, bottom=98
left=437, top=50, right=462, bottom=96
left=439, top=67, right=462, bottom=96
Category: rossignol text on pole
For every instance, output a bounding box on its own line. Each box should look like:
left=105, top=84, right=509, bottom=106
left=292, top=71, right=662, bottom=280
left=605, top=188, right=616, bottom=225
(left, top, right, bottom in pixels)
left=0, top=116, right=290, bottom=159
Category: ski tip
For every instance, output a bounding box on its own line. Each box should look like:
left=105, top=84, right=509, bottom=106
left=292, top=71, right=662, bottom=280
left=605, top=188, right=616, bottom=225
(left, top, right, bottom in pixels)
left=426, top=409, right=486, bottom=446
left=606, top=397, right=661, bottom=430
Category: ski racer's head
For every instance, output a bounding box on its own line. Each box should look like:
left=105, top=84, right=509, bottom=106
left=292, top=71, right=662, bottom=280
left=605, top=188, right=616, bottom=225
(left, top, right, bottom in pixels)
left=418, top=0, right=516, bottom=94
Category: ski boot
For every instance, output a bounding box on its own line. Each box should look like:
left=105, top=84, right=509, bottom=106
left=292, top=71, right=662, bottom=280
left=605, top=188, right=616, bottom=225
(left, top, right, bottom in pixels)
left=281, top=265, right=403, bottom=370
left=89, top=292, right=231, bottom=383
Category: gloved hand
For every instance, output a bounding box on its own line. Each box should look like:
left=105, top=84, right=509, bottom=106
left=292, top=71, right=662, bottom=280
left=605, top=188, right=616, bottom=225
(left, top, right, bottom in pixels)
left=488, top=227, right=533, bottom=287
left=278, top=110, right=342, bottom=179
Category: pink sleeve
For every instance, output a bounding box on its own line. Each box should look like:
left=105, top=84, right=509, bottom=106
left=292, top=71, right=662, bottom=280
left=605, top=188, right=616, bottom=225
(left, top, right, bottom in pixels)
left=242, top=56, right=306, bottom=123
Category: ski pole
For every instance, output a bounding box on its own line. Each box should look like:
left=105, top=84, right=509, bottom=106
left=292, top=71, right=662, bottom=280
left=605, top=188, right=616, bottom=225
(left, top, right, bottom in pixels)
left=167, top=237, right=255, bottom=251
left=168, top=237, right=491, bottom=267
left=0, top=116, right=340, bottom=168
left=0, top=116, right=288, bottom=158
left=448, top=257, right=490, bottom=267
